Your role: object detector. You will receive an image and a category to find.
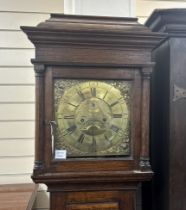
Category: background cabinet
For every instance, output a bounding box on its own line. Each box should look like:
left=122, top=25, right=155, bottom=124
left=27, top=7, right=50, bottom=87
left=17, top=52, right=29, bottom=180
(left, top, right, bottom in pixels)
left=146, top=9, right=186, bottom=210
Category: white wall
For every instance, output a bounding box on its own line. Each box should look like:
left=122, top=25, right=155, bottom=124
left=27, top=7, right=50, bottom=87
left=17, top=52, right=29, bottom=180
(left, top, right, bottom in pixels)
left=64, top=0, right=135, bottom=17
left=137, top=0, right=186, bottom=24
left=0, top=1, right=63, bottom=209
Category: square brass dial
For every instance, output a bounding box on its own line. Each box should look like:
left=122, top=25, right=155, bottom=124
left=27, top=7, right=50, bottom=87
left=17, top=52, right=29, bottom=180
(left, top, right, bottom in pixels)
left=54, top=79, right=131, bottom=158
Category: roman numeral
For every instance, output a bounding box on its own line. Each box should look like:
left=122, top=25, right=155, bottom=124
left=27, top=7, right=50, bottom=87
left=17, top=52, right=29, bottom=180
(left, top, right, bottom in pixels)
left=110, top=97, right=123, bottom=107
left=110, top=101, right=119, bottom=107
left=67, top=125, right=76, bottom=133
left=64, top=115, right=75, bottom=119
left=91, top=87, right=96, bottom=97
left=92, top=137, right=97, bottom=152
left=103, top=91, right=108, bottom=100
left=113, top=114, right=122, bottom=118
left=104, top=134, right=112, bottom=145
left=67, top=102, right=78, bottom=108
left=76, top=89, right=85, bottom=100
left=111, top=124, right=120, bottom=133
left=104, top=134, right=110, bottom=141
left=77, top=133, right=85, bottom=144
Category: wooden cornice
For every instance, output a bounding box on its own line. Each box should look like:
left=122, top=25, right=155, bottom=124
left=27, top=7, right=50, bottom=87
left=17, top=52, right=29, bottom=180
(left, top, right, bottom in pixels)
left=21, top=14, right=165, bottom=50
left=145, top=9, right=186, bottom=37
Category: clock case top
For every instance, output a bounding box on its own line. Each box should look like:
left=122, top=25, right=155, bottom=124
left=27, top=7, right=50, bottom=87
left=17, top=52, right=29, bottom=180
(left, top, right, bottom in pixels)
left=21, top=14, right=165, bottom=185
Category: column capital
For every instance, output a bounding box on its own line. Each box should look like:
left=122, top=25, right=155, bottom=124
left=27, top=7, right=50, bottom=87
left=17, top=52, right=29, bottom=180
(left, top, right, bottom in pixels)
left=34, top=64, right=45, bottom=76
left=141, top=67, right=153, bottom=79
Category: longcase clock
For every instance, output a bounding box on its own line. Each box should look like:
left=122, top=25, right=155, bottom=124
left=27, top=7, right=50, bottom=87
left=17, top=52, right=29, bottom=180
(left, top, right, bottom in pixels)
left=21, top=14, right=164, bottom=210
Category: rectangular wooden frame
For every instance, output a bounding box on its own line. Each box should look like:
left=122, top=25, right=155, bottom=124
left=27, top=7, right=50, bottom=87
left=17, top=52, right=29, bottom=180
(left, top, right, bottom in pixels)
left=43, top=66, right=142, bottom=173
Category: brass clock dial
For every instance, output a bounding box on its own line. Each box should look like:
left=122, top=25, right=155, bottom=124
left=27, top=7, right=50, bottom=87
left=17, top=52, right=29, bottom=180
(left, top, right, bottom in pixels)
left=54, top=79, right=131, bottom=157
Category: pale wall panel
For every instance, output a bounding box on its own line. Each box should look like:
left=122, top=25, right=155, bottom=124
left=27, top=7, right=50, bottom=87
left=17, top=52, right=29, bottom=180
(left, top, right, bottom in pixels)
left=138, top=17, right=147, bottom=24
left=38, top=184, right=48, bottom=192
left=33, top=191, right=50, bottom=209
left=0, top=157, right=34, bottom=174
left=0, top=86, right=35, bottom=102
left=0, top=49, right=34, bottom=66
left=0, top=140, right=34, bottom=156
left=0, top=31, right=34, bottom=48
left=136, top=0, right=186, bottom=17
left=0, top=104, right=35, bottom=120
left=0, top=0, right=64, bottom=209
left=73, top=0, right=134, bottom=17
left=0, top=0, right=63, bottom=13
left=33, top=185, right=49, bottom=210
left=0, top=13, right=49, bottom=30
left=0, top=121, right=34, bottom=139
left=0, top=68, right=34, bottom=84
left=0, top=174, right=33, bottom=184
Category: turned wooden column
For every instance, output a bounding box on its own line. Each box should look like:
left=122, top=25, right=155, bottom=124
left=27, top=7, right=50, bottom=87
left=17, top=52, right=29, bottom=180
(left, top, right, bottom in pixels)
left=34, top=64, right=45, bottom=172
left=140, top=67, right=153, bottom=171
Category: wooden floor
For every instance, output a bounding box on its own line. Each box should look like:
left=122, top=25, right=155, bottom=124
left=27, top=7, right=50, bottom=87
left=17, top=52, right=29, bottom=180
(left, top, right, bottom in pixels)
left=0, top=183, right=38, bottom=210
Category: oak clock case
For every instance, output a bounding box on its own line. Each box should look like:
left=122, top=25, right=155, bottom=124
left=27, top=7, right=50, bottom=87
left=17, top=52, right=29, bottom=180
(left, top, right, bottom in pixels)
left=21, top=14, right=164, bottom=210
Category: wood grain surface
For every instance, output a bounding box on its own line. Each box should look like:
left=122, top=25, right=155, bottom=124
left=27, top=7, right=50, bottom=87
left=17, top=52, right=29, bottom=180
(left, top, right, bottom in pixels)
left=0, top=183, right=38, bottom=210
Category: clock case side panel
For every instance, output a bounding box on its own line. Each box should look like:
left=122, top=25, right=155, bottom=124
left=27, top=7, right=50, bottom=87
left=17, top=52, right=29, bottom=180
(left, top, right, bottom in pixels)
left=40, top=66, right=143, bottom=175
left=143, top=40, right=171, bottom=210
left=169, top=37, right=186, bottom=210
left=33, top=64, right=46, bottom=174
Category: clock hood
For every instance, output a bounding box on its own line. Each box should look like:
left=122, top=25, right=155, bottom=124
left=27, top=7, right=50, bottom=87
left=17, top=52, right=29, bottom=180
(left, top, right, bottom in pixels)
left=21, top=14, right=165, bottom=50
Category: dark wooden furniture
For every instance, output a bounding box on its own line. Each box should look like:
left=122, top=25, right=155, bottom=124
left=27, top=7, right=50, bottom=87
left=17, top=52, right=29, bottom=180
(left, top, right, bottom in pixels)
left=145, top=9, right=186, bottom=210
left=0, top=183, right=38, bottom=210
left=21, top=14, right=164, bottom=210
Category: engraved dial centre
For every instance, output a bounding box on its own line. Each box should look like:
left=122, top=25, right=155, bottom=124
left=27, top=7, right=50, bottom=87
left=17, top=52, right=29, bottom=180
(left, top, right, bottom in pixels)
left=75, top=97, right=112, bottom=136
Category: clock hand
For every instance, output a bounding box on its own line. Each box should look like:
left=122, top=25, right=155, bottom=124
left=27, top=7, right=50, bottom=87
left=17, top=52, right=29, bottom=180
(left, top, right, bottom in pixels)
left=92, top=136, right=97, bottom=152
left=77, top=133, right=85, bottom=144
